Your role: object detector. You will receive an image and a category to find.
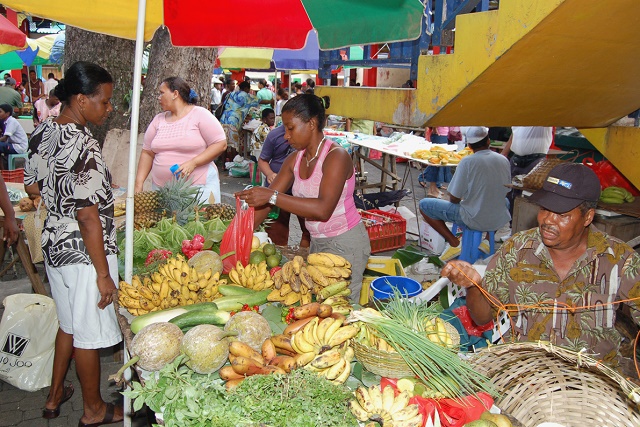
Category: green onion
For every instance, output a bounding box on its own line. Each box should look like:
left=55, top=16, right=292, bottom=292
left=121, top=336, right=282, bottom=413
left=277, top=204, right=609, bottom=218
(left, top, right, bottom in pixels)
left=350, top=309, right=497, bottom=400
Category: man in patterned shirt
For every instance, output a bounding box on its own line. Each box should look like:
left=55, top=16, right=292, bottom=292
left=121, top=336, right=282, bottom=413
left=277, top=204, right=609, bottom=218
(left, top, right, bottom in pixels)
left=442, top=163, right=640, bottom=367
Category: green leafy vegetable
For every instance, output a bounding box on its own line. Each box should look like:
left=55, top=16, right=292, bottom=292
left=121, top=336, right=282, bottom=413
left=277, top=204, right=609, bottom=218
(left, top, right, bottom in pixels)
left=123, top=357, right=358, bottom=427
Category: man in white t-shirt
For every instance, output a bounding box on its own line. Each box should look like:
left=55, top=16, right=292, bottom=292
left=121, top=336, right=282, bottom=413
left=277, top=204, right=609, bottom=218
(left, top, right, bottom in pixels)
left=501, top=126, right=553, bottom=219
left=43, top=73, right=59, bottom=96
left=0, top=104, right=28, bottom=155
left=211, top=80, right=223, bottom=113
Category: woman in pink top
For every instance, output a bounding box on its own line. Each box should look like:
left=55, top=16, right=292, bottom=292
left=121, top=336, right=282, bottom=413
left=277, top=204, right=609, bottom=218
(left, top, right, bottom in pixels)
left=135, top=77, right=227, bottom=203
left=236, top=94, right=370, bottom=301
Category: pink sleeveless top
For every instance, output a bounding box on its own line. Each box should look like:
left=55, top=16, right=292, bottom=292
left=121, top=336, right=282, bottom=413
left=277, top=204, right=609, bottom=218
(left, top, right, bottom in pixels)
left=292, top=140, right=360, bottom=238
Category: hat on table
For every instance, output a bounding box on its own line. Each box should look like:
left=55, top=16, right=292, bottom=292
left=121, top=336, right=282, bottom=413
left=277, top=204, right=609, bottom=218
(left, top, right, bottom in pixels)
left=465, top=126, right=489, bottom=144
left=528, top=163, right=601, bottom=213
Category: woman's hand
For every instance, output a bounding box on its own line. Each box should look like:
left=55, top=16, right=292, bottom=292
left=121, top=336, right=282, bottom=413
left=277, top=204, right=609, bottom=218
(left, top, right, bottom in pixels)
left=96, top=275, right=118, bottom=309
left=440, top=260, right=482, bottom=289
left=267, top=172, right=277, bottom=184
left=177, top=159, right=198, bottom=177
left=235, top=187, right=274, bottom=207
left=3, top=218, right=19, bottom=246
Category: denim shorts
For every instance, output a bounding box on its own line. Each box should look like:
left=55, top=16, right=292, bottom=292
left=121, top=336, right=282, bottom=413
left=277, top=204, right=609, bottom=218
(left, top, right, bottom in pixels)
left=419, top=198, right=463, bottom=223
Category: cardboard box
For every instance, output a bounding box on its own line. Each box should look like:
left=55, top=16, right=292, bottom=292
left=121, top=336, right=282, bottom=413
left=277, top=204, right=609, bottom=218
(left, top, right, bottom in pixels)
left=418, top=218, right=446, bottom=255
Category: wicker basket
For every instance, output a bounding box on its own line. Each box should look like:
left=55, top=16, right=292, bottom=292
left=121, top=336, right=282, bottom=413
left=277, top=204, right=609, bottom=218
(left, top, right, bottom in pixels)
left=352, top=340, right=415, bottom=378
left=469, top=342, right=640, bottom=427
left=352, top=322, right=461, bottom=379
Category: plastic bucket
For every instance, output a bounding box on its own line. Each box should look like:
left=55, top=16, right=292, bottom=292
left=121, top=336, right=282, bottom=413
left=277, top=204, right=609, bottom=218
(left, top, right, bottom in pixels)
left=370, top=276, right=422, bottom=300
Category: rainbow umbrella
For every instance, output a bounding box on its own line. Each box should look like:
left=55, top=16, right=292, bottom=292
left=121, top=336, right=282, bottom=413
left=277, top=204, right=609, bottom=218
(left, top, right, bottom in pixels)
left=1, top=0, right=424, bottom=50
left=0, top=13, right=27, bottom=54
left=0, top=34, right=58, bottom=70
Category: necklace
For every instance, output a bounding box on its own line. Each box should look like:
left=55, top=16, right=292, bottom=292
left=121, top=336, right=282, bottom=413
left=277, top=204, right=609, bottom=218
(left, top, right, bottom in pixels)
left=60, top=108, right=84, bottom=126
left=305, top=137, right=326, bottom=167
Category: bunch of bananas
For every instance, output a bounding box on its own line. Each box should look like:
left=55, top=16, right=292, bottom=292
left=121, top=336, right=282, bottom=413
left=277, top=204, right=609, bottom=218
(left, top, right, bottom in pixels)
left=287, top=316, right=359, bottom=384
left=599, top=186, right=636, bottom=204
left=349, top=385, right=423, bottom=427
left=306, top=253, right=352, bottom=286
left=267, top=256, right=318, bottom=305
left=114, top=201, right=126, bottom=217
left=356, top=323, right=397, bottom=353
left=320, top=292, right=353, bottom=316
left=423, top=317, right=454, bottom=348
left=228, top=260, right=274, bottom=291
left=118, top=255, right=223, bottom=315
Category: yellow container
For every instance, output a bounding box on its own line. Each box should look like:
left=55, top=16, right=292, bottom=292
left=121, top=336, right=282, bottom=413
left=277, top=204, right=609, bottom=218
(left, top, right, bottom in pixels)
left=359, top=256, right=406, bottom=305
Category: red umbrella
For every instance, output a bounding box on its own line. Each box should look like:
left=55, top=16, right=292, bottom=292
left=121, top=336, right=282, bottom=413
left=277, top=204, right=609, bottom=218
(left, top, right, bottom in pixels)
left=0, top=14, right=27, bottom=54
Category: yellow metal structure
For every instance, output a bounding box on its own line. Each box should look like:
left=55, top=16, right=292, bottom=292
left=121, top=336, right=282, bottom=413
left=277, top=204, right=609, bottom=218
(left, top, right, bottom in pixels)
left=315, top=0, right=640, bottom=187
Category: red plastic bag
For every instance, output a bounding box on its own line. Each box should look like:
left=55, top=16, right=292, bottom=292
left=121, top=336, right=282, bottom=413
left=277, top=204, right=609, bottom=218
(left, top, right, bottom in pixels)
left=219, top=197, right=255, bottom=273
left=582, top=158, right=640, bottom=195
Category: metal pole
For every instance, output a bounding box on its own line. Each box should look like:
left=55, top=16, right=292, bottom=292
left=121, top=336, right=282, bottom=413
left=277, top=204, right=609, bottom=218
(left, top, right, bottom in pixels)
left=121, top=0, right=147, bottom=426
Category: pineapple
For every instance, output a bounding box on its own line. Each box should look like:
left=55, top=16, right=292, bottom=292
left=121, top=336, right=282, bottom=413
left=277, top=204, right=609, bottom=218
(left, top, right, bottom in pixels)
left=133, top=190, right=160, bottom=213
left=133, top=210, right=165, bottom=229
left=156, top=175, right=202, bottom=225
left=204, top=203, right=235, bottom=221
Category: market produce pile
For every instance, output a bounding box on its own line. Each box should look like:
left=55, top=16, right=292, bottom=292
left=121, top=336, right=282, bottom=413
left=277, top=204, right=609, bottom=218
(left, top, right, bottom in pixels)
left=115, top=184, right=504, bottom=426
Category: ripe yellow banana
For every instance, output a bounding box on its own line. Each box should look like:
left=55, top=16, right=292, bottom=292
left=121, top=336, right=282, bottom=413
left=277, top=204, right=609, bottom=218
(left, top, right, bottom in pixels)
left=348, top=400, right=370, bottom=422
left=382, top=385, right=395, bottom=412
left=389, top=391, right=411, bottom=414
left=307, top=253, right=335, bottom=268
left=316, top=317, right=335, bottom=343
left=355, top=386, right=376, bottom=413
left=322, top=317, right=344, bottom=345
left=293, top=331, right=316, bottom=354
left=292, top=256, right=304, bottom=274
left=368, top=385, right=383, bottom=410
left=327, top=324, right=360, bottom=347
left=323, top=252, right=348, bottom=267
left=324, top=357, right=347, bottom=380
left=293, top=351, right=316, bottom=367
left=391, top=404, right=420, bottom=422
left=305, top=264, right=329, bottom=287
left=310, top=348, right=342, bottom=369
left=332, top=358, right=351, bottom=384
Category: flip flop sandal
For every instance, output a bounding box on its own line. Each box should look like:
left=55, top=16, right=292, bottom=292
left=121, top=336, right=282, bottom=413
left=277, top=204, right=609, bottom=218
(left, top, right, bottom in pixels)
left=42, top=383, right=74, bottom=419
left=78, top=402, right=123, bottom=427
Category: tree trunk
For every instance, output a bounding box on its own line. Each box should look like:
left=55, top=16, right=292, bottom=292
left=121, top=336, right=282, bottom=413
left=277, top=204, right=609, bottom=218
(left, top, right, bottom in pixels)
left=139, top=27, right=217, bottom=129
left=64, top=26, right=135, bottom=146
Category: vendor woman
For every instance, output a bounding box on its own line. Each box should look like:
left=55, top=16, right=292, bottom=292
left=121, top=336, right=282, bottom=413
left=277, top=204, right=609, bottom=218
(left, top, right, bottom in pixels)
left=236, top=94, right=370, bottom=301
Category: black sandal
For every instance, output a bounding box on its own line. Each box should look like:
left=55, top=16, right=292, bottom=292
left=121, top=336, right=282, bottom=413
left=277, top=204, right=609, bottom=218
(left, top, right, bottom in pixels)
left=42, top=383, right=74, bottom=419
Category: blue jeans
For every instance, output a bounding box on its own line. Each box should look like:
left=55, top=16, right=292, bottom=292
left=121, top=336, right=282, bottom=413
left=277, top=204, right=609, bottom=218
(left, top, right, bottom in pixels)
left=419, top=198, right=463, bottom=224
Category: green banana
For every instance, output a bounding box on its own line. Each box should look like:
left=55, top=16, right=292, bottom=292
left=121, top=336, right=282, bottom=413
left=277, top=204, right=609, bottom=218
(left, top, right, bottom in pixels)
left=600, top=196, right=625, bottom=204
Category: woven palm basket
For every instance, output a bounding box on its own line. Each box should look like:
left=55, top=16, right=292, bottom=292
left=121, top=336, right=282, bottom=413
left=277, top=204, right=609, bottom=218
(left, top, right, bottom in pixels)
left=469, top=342, right=640, bottom=427
left=352, top=322, right=460, bottom=379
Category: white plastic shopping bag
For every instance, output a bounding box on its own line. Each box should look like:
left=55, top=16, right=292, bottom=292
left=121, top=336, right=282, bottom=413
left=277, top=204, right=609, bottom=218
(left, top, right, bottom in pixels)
left=0, top=294, right=57, bottom=391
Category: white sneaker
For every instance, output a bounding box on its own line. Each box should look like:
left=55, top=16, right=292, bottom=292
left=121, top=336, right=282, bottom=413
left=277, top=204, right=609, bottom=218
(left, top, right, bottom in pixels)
left=478, top=239, right=491, bottom=254
left=439, top=243, right=461, bottom=262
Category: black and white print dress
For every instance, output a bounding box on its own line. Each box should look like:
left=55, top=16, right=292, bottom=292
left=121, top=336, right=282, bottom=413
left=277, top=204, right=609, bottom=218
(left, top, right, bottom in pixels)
left=25, top=119, right=117, bottom=268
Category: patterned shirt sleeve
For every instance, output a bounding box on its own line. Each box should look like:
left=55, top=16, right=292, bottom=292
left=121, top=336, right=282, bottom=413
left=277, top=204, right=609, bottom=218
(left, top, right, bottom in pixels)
left=617, top=248, right=640, bottom=325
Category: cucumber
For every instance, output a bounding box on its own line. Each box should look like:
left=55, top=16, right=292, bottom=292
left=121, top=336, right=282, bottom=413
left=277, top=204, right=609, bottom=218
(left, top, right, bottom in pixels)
left=169, top=307, right=231, bottom=330
left=218, top=284, right=256, bottom=297
left=130, top=307, right=188, bottom=334
left=182, top=301, right=219, bottom=312
left=212, top=289, right=271, bottom=311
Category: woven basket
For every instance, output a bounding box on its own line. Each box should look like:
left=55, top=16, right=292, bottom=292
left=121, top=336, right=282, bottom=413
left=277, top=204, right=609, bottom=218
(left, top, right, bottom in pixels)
left=522, top=158, right=567, bottom=189
left=353, top=322, right=460, bottom=379
left=469, top=342, right=640, bottom=427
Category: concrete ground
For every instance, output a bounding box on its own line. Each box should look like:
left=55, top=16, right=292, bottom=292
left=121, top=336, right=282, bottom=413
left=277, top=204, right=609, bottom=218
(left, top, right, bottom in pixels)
left=0, top=157, right=507, bottom=426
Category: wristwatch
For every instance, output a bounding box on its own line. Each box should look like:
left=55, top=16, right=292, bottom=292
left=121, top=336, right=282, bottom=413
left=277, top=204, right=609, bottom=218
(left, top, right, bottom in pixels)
left=268, top=190, right=279, bottom=206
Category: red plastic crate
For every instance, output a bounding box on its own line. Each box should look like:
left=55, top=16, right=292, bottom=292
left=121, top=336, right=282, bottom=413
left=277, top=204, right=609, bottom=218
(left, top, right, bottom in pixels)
left=1, top=168, right=24, bottom=183
left=360, top=209, right=406, bottom=253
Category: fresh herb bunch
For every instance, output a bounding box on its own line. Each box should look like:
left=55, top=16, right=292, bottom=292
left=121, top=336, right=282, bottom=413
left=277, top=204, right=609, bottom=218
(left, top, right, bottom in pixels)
left=123, top=356, right=358, bottom=427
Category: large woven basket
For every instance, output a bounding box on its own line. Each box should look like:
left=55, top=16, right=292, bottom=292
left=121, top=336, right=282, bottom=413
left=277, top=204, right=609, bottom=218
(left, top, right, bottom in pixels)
left=352, top=322, right=460, bottom=379
left=469, top=342, right=640, bottom=427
